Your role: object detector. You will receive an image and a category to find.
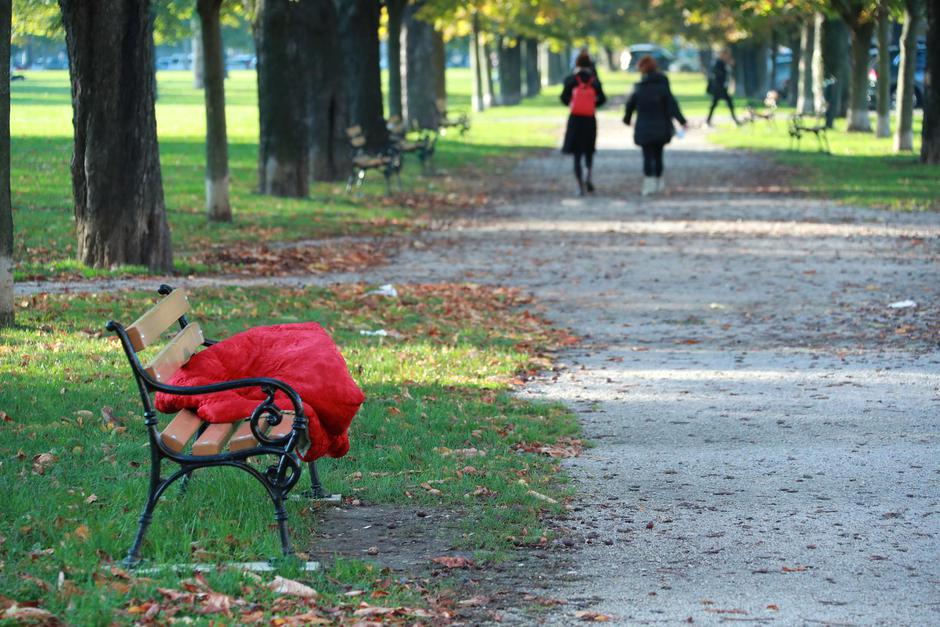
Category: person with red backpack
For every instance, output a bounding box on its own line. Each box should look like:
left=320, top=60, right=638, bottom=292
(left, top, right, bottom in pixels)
left=561, top=51, right=607, bottom=196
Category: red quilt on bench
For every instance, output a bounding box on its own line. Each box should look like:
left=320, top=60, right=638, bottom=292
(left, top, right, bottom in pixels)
left=154, top=322, right=364, bottom=461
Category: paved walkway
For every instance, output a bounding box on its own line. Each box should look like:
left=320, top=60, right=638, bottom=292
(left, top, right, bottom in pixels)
left=343, top=117, right=940, bottom=624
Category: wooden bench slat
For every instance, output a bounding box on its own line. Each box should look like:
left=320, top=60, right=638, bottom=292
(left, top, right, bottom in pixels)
left=145, top=322, right=204, bottom=383
left=228, top=420, right=260, bottom=452
left=161, top=410, right=203, bottom=453
left=350, top=135, right=367, bottom=147
left=126, top=289, right=191, bottom=351
left=345, top=125, right=362, bottom=137
left=192, top=422, right=236, bottom=456
left=269, top=413, right=295, bottom=439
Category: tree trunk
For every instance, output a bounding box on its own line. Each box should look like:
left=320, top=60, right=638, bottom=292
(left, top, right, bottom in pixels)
left=402, top=3, right=437, bottom=129
left=386, top=0, right=405, bottom=119
left=482, top=39, right=495, bottom=106
left=197, top=0, right=230, bottom=221
left=755, top=40, right=770, bottom=97
left=798, top=21, right=814, bottom=114
left=822, top=17, right=851, bottom=118
left=498, top=37, right=522, bottom=106
left=922, top=0, right=940, bottom=163
left=812, top=12, right=826, bottom=114
left=192, top=17, right=204, bottom=89
left=523, top=38, right=540, bottom=97
left=770, top=30, right=778, bottom=92
left=59, top=0, right=173, bottom=272
left=470, top=12, right=484, bottom=111
left=336, top=0, right=387, bottom=150
left=876, top=2, right=892, bottom=137
left=254, top=0, right=310, bottom=197
left=846, top=18, right=875, bottom=131
left=549, top=48, right=567, bottom=84
left=895, top=0, right=923, bottom=151
left=432, top=28, right=446, bottom=105
left=604, top=46, right=615, bottom=72
left=0, top=0, right=12, bottom=327
left=309, top=0, right=349, bottom=181
left=788, top=34, right=800, bottom=106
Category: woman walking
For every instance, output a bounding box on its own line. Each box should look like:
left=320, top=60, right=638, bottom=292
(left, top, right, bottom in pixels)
left=705, top=49, right=740, bottom=126
left=561, top=51, right=607, bottom=196
left=623, top=55, right=687, bottom=196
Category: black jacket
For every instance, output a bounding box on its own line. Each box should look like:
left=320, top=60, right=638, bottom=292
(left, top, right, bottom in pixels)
left=708, top=59, right=730, bottom=96
left=624, top=72, right=686, bottom=146
left=560, top=69, right=607, bottom=112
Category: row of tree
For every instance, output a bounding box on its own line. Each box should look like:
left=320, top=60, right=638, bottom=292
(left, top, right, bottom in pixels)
left=0, top=0, right=938, bottom=328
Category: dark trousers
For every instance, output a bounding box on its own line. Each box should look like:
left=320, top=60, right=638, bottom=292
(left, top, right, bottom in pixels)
left=641, top=142, right=665, bottom=177
left=573, top=151, right=594, bottom=182
left=707, top=92, right=738, bottom=124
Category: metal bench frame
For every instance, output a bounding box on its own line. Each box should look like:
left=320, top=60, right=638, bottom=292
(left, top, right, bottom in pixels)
left=788, top=113, right=830, bottom=153
left=345, top=125, right=402, bottom=195
left=387, top=115, right=437, bottom=175
left=435, top=99, right=471, bottom=137
left=107, top=285, right=328, bottom=566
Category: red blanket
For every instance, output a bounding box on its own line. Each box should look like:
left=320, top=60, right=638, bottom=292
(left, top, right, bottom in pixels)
left=155, top=322, right=364, bottom=461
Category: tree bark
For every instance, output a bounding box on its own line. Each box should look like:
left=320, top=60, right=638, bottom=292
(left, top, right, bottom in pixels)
left=498, top=37, right=522, bottom=106
left=197, top=0, right=230, bottom=221
left=876, top=1, right=892, bottom=137
left=470, top=12, right=484, bottom=111
left=822, top=17, right=851, bottom=118
left=309, top=0, right=349, bottom=181
left=523, top=38, right=540, bottom=97
left=482, top=39, right=495, bottom=106
left=402, top=2, right=437, bottom=129
left=895, top=0, right=923, bottom=151
left=836, top=3, right=876, bottom=132
left=192, top=16, right=204, bottom=89
left=788, top=34, right=800, bottom=106
left=432, top=28, right=446, bottom=105
left=0, top=0, right=12, bottom=327
left=812, top=12, right=826, bottom=114
left=254, top=0, right=310, bottom=197
left=798, top=21, right=815, bottom=114
left=386, top=0, right=405, bottom=118
left=59, top=0, right=173, bottom=272
left=336, top=0, right=387, bottom=150
left=922, top=0, right=940, bottom=163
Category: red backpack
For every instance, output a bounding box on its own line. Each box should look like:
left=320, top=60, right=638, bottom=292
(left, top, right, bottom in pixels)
left=570, top=75, right=597, bottom=117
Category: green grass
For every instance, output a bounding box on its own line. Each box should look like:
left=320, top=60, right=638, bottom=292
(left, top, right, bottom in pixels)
left=0, top=284, right=578, bottom=622
left=708, top=106, right=940, bottom=212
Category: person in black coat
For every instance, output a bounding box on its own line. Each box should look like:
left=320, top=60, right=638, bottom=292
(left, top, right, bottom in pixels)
left=561, top=51, right=607, bottom=195
left=623, top=55, right=687, bottom=195
left=706, top=49, right=740, bottom=126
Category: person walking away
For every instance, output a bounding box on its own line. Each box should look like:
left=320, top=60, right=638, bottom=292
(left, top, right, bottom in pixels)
left=623, top=55, right=687, bottom=196
left=561, top=51, right=607, bottom=195
left=706, top=49, right=740, bottom=126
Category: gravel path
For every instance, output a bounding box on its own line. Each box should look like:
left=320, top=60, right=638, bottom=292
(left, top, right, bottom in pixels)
left=342, top=116, right=940, bottom=624
left=18, top=113, right=940, bottom=624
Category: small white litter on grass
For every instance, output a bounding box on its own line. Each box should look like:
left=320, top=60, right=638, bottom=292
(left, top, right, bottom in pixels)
left=360, top=329, right=388, bottom=337
left=134, top=561, right=320, bottom=575
left=366, top=284, right=398, bottom=298
left=889, top=300, right=917, bottom=309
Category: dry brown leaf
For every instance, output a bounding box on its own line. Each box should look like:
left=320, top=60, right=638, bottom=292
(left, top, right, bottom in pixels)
left=431, top=555, right=474, bottom=569
left=267, top=576, right=317, bottom=598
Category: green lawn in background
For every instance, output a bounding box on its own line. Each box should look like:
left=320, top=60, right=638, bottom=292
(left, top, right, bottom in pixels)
left=0, top=284, right=578, bottom=622
left=707, top=104, right=939, bottom=212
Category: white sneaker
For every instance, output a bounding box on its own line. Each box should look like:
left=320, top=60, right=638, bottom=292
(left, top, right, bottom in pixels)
left=656, top=176, right=665, bottom=192
left=641, top=176, right=656, bottom=196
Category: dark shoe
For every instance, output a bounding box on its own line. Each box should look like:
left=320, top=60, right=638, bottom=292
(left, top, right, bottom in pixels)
left=586, top=181, right=595, bottom=193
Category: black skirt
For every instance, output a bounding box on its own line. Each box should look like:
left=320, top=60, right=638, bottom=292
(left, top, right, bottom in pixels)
left=562, top=114, right=597, bottom=155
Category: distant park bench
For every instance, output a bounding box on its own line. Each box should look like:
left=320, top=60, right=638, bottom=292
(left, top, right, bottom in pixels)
left=788, top=112, right=830, bottom=153
left=107, top=285, right=330, bottom=565
left=744, top=91, right=779, bottom=126
left=387, top=115, right=437, bottom=174
left=435, top=99, right=471, bottom=136
left=345, top=125, right=402, bottom=194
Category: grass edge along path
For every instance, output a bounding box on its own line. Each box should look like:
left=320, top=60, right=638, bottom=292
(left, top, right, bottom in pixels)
left=0, top=283, right=580, bottom=624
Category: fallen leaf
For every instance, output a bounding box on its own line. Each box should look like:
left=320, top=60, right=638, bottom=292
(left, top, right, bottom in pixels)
left=267, top=576, right=317, bottom=598
left=431, top=556, right=474, bottom=569
left=32, top=453, right=56, bottom=475
left=73, top=525, right=91, bottom=542
left=575, top=610, right=614, bottom=621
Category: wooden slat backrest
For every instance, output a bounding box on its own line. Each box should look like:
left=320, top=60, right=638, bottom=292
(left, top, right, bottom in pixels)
left=350, top=135, right=367, bottom=148
left=126, top=289, right=191, bottom=351
left=345, top=125, right=363, bottom=138
left=144, top=322, right=204, bottom=383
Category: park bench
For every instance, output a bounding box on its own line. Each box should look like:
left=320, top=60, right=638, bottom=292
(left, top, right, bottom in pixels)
left=435, top=99, right=471, bottom=136
left=387, top=115, right=437, bottom=174
left=788, top=113, right=830, bottom=153
left=744, top=90, right=779, bottom=126
left=107, top=285, right=332, bottom=566
left=345, top=125, right=402, bottom=194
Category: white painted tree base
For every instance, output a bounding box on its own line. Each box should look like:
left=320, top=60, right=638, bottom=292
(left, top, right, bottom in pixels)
left=290, top=493, right=342, bottom=504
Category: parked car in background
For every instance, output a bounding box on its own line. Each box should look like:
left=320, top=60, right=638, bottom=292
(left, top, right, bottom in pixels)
left=156, top=53, right=193, bottom=71
left=226, top=54, right=256, bottom=70
left=868, top=42, right=925, bottom=109
left=668, top=48, right=702, bottom=73
left=772, top=51, right=792, bottom=98
left=621, top=44, right=673, bottom=72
